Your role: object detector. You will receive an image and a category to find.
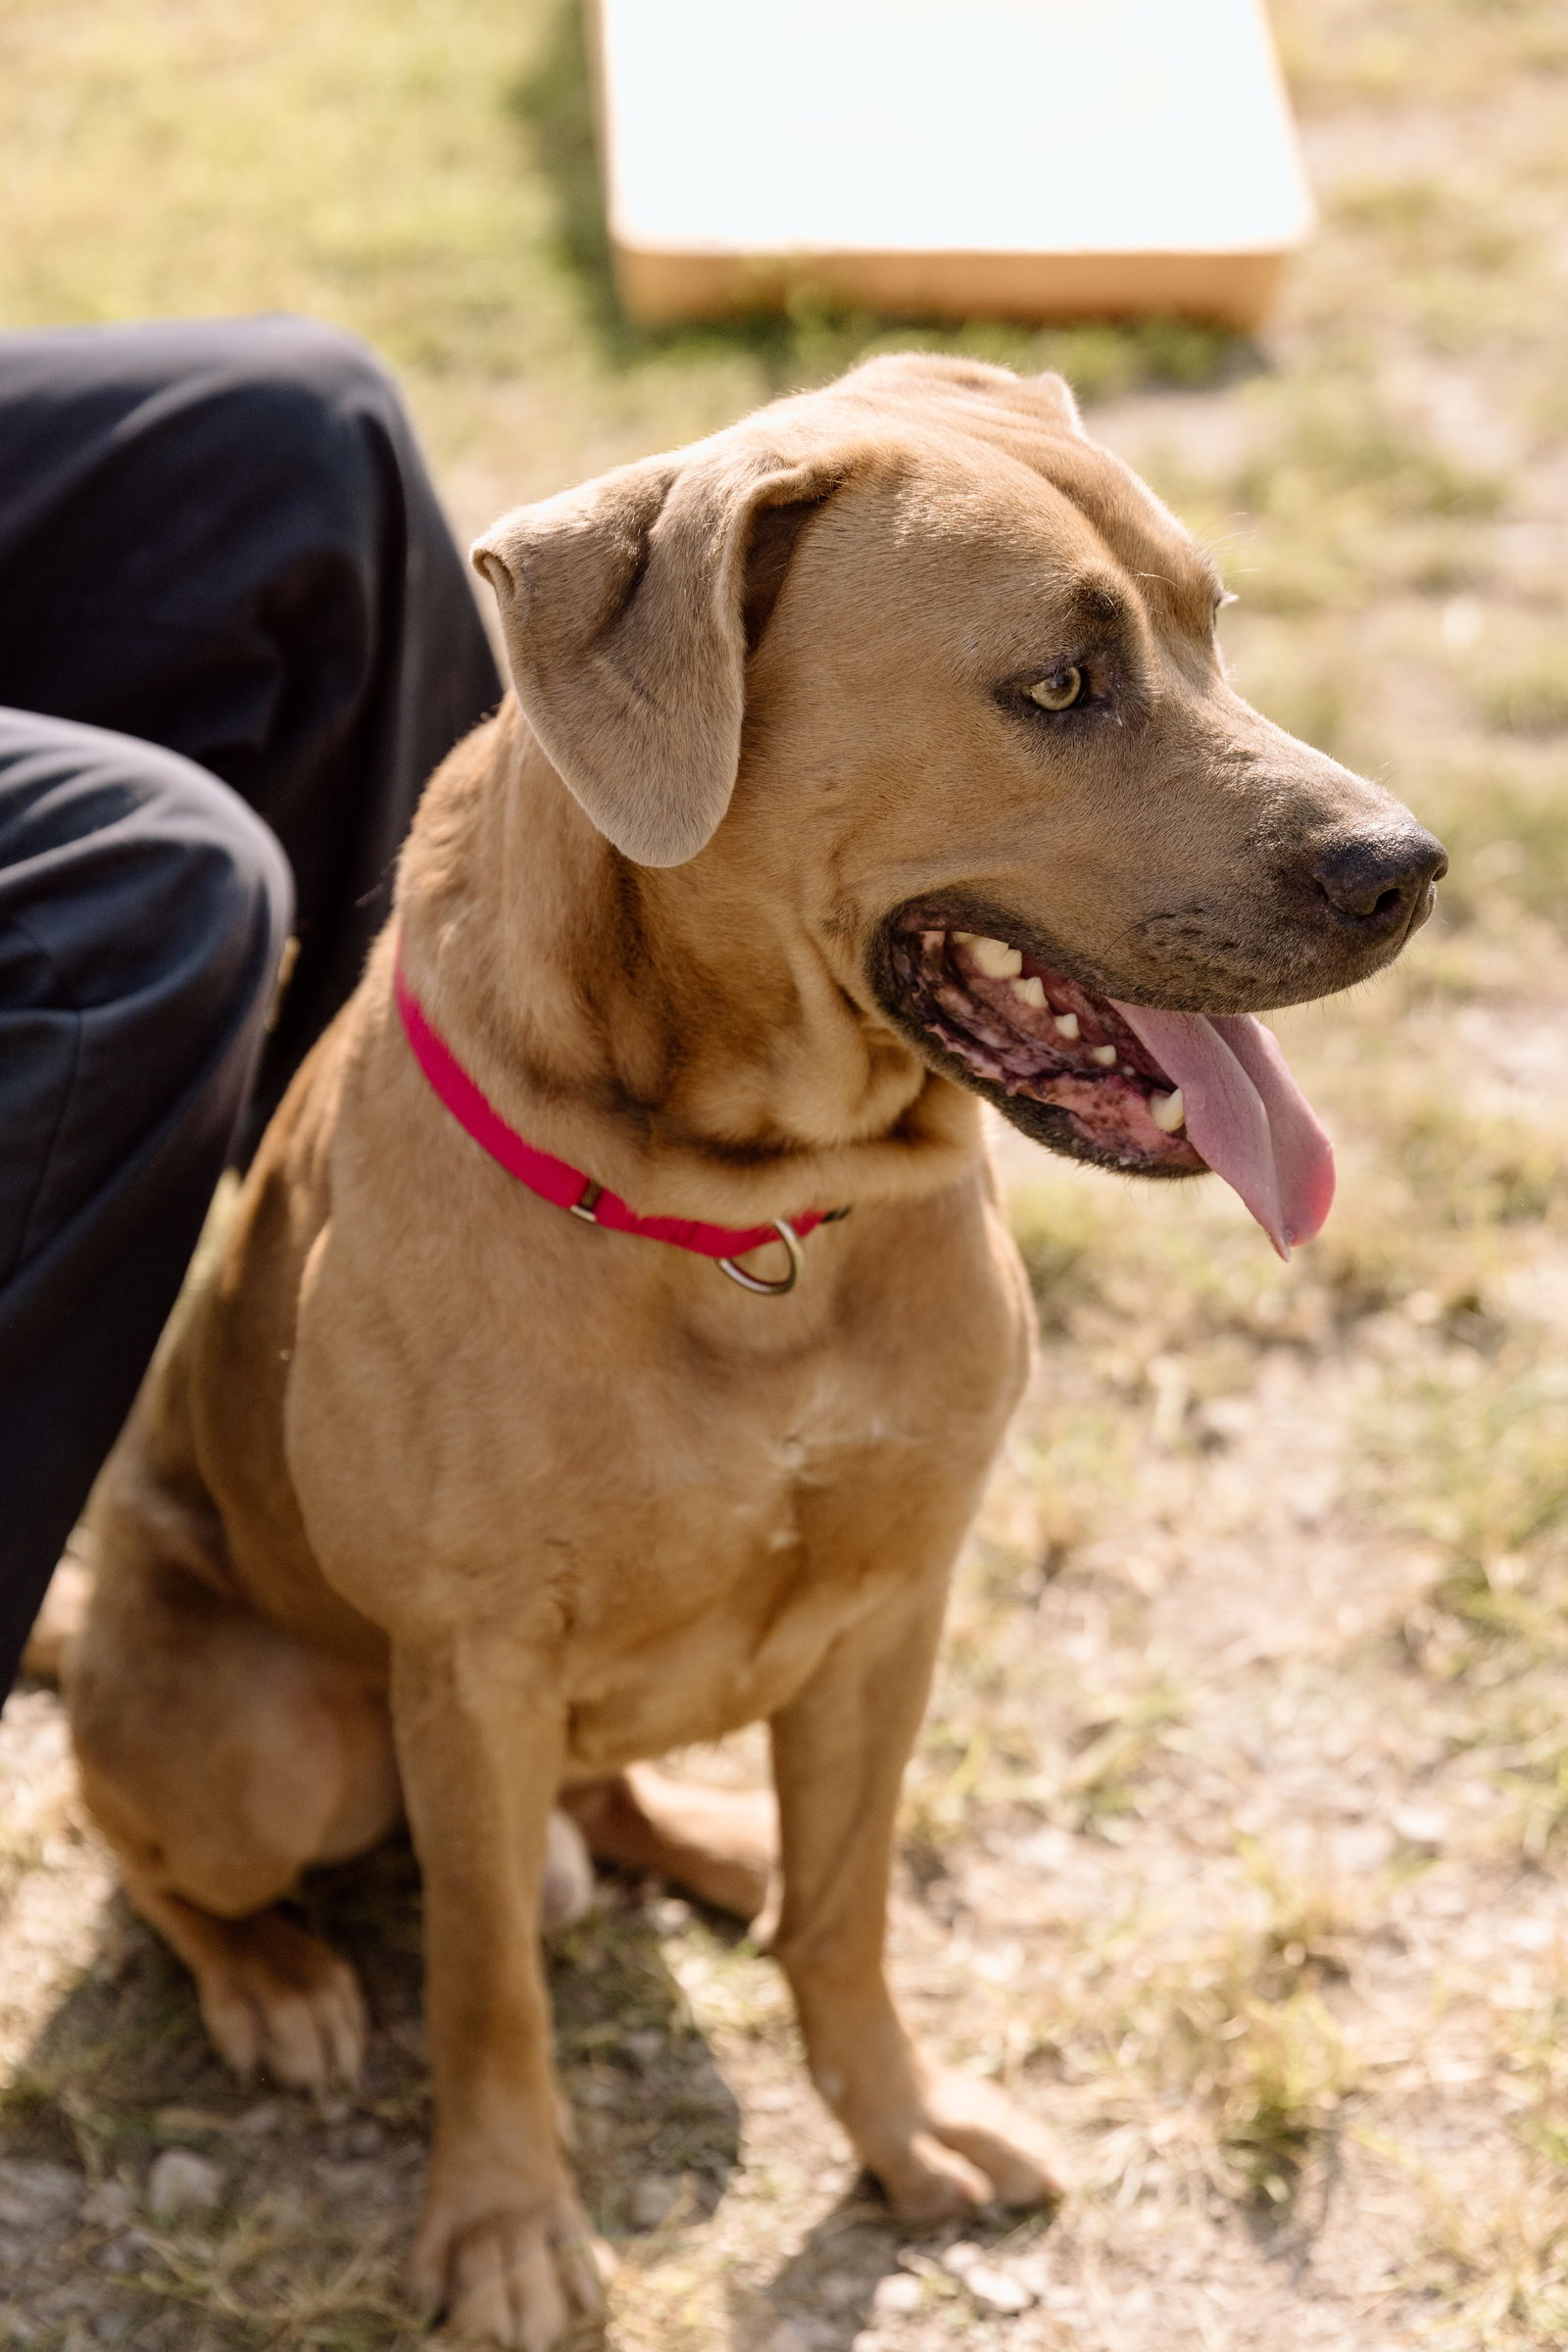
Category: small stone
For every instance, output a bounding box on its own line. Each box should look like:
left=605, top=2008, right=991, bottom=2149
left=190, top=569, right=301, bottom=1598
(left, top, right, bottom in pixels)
left=940, top=2241, right=982, bottom=2277
left=653, top=1897, right=692, bottom=1932
left=0, top=2160, right=80, bottom=2228
left=763, top=2327, right=810, bottom=2352
left=313, top=2159, right=379, bottom=2198
left=627, top=2173, right=682, bottom=2230
left=871, top=2273, right=923, bottom=2316
left=144, top=2150, right=223, bottom=2222
left=1393, top=1805, right=1447, bottom=1849
left=79, top=2180, right=136, bottom=2230
left=228, top=2101, right=284, bottom=2137
left=386, top=2015, right=427, bottom=2061
left=965, top=2263, right=1035, bottom=2316
left=623, top=2029, right=663, bottom=2064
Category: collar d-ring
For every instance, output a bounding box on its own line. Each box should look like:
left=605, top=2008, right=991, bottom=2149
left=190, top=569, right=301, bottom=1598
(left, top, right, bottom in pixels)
left=717, top=1218, right=805, bottom=1297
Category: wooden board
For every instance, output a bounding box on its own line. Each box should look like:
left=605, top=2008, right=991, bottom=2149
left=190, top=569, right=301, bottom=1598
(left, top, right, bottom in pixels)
left=593, top=0, right=1314, bottom=330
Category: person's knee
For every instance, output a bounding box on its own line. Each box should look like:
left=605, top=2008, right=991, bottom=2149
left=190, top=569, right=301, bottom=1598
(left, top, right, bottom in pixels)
left=197, top=317, right=408, bottom=505
left=0, top=713, right=293, bottom=1028
left=134, top=750, right=294, bottom=1016
left=237, top=313, right=401, bottom=418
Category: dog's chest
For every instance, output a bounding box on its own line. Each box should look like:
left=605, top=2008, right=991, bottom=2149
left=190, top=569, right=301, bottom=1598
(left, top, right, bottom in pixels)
left=286, top=1161, right=1031, bottom=1760
left=554, top=1360, right=1004, bottom=1772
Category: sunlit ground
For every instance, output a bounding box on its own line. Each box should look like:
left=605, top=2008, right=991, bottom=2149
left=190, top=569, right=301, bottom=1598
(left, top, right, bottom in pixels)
left=4, top=0, right=1568, bottom=2343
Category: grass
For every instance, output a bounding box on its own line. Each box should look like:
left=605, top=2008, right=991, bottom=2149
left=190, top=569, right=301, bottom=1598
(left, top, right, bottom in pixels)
left=1056, top=1932, right=1360, bottom=2210
left=1483, top=654, right=1568, bottom=742
left=6, top=0, right=1568, bottom=2344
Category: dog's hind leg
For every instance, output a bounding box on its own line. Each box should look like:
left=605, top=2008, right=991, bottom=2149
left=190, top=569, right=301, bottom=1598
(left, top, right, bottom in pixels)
left=115, top=1878, right=369, bottom=2087
left=69, top=1522, right=400, bottom=2089
left=560, top=1763, right=777, bottom=1922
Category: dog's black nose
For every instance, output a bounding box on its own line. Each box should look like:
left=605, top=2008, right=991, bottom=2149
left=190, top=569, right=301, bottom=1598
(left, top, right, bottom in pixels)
left=1311, top=826, right=1447, bottom=934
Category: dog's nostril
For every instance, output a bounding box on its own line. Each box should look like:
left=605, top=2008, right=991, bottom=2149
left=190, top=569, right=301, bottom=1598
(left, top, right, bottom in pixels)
left=1311, top=828, right=1447, bottom=926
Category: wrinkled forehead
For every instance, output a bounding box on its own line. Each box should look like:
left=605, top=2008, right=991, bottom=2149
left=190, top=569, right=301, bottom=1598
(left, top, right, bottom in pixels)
left=890, top=422, right=1224, bottom=644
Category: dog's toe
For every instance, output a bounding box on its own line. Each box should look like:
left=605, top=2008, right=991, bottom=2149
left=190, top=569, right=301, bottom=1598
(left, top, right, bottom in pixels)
left=415, top=2190, right=606, bottom=2350
left=878, top=2131, right=995, bottom=2223
left=865, top=2070, right=1067, bottom=2221
left=189, top=1910, right=366, bottom=2091
left=446, top=2218, right=568, bottom=2350
left=919, top=2069, right=1068, bottom=2207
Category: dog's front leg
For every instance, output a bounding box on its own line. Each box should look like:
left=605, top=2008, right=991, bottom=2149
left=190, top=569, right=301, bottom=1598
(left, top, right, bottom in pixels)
left=392, top=1637, right=605, bottom=2350
left=770, top=1588, right=1065, bottom=2224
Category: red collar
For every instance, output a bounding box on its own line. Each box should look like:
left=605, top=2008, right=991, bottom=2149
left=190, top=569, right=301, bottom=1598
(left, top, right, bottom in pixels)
left=393, top=948, right=840, bottom=1294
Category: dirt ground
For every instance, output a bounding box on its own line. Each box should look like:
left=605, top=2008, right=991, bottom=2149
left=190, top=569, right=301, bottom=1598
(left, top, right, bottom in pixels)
left=5, top=0, right=1568, bottom=2345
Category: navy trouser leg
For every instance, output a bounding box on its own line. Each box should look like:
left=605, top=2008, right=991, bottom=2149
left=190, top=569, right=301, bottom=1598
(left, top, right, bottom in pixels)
left=0, top=317, right=502, bottom=1686
left=0, top=314, right=502, bottom=1145
left=0, top=712, right=292, bottom=1692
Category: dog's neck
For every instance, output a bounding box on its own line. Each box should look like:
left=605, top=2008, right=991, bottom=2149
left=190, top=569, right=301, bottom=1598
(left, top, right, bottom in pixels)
left=394, top=701, right=982, bottom=1227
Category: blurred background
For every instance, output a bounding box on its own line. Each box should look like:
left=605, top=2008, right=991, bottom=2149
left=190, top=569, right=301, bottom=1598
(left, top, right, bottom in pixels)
left=3, top=3, right=1568, bottom=2346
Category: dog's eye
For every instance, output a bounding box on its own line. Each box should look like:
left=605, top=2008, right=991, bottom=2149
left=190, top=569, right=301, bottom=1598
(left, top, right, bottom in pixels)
left=1027, top=666, right=1084, bottom=712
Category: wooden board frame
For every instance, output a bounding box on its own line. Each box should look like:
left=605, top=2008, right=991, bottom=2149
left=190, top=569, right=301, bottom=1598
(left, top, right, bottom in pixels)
left=590, top=0, right=1312, bottom=332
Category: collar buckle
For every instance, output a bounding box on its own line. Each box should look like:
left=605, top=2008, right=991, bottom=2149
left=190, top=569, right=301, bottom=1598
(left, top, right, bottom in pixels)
left=568, top=1179, right=604, bottom=1225
left=717, top=1218, right=805, bottom=1298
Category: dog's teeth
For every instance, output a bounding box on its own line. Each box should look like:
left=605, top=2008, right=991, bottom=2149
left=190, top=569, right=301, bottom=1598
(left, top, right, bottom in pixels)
left=1053, top=1012, right=1080, bottom=1041
left=1010, top=975, right=1047, bottom=1008
left=1090, top=1044, right=1118, bottom=1066
left=1150, top=1088, right=1186, bottom=1133
left=952, top=930, right=979, bottom=946
left=969, top=937, right=1023, bottom=980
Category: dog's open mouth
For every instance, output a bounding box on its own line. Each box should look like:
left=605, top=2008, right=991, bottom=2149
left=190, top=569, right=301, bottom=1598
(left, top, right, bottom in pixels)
left=885, top=920, right=1337, bottom=1257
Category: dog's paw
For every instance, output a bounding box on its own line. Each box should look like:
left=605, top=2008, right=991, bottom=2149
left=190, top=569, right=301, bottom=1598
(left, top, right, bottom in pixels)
left=411, top=2187, right=609, bottom=2350
left=870, top=2070, right=1066, bottom=2223
left=193, top=1909, right=367, bottom=2090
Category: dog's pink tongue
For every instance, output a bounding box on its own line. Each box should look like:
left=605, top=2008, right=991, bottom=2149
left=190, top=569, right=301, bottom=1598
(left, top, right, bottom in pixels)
left=1108, top=1004, right=1336, bottom=1258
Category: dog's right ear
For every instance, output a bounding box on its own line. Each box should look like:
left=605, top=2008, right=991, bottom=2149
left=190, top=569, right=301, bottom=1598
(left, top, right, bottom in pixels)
left=472, top=440, right=854, bottom=868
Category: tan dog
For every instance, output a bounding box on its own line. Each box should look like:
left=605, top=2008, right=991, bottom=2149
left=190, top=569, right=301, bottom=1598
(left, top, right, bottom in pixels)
left=67, top=355, right=1444, bottom=2348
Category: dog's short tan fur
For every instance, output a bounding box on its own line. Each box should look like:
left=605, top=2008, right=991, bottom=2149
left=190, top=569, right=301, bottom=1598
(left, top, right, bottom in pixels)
left=69, top=357, right=1437, bottom=2347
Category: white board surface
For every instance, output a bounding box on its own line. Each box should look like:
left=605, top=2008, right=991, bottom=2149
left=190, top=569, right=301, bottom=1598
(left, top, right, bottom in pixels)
left=597, top=0, right=1313, bottom=266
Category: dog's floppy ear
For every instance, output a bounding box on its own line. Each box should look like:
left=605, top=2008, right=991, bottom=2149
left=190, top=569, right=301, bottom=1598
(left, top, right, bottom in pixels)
left=472, top=442, right=853, bottom=868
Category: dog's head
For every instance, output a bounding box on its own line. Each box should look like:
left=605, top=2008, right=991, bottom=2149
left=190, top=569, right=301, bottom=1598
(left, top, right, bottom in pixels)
left=473, top=354, right=1445, bottom=1252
